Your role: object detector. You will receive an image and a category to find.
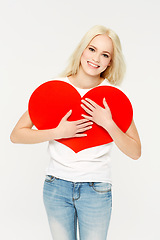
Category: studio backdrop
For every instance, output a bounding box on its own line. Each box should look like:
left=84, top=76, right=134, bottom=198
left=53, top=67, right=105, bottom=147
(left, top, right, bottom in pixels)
left=1, top=0, right=160, bottom=239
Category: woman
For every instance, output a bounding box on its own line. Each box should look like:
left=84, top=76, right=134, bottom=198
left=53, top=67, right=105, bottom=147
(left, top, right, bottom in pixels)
left=10, top=25, right=141, bottom=240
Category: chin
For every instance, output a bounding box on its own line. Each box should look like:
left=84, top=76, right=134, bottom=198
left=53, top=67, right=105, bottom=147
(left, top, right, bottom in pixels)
left=84, top=67, right=101, bottom=76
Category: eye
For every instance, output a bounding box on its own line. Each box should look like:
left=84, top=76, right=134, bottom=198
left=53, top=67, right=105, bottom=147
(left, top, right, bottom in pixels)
left=103, top=54, right=109, bottom=58
left=88, top=47, right=95, bottom=52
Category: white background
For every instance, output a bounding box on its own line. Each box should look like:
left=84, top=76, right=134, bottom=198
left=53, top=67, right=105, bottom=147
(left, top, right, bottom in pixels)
left=1, top=0, right=160, bottom=239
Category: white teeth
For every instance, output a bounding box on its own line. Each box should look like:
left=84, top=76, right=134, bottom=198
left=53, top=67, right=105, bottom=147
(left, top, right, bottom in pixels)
left=88, top=62, right=99, bottom=68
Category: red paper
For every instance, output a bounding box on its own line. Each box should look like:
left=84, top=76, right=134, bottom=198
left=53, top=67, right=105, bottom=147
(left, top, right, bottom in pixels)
left=28, top=80, right=133, bottom=152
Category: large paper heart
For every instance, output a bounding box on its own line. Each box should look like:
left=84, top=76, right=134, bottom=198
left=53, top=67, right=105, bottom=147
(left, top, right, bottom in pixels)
left=28, top=80, right=133, bottom=152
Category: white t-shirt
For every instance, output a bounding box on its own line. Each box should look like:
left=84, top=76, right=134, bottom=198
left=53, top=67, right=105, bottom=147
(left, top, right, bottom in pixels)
left=46, top=77, right=118, bottom=183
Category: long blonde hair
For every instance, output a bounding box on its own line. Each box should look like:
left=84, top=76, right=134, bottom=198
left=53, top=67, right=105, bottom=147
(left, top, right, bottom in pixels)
left=59, top=25, right=126, bottom=85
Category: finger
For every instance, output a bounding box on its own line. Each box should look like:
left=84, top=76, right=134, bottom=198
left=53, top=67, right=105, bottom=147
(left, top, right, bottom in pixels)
left=103, top=98, right=110, bottom=109
left=77, top=125, right=92, bottom=133
left=81, top=114, right=93, bottom=120
left=81, top=104, right=93, bottom=115
left=74, top=133, right=87, bottom=137
left=62, top=110, right=72, bottom=121
left=75, top=118, right=90, bottom=125
left=76, top=121, right=93, bottom=129
left=81, top=99, right=95, bottom=111
left=84, top=98, right=98, bottom=108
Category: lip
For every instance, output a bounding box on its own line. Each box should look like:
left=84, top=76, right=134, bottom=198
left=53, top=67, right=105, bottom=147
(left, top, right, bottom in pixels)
left=87, top=61, right=100, bottom=68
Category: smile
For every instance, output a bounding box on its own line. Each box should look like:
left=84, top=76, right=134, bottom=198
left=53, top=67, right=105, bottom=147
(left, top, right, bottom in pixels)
left=87, top=61, right=100, bottom=68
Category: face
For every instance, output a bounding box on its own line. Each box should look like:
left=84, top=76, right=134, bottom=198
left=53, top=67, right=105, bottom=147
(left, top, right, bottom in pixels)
left=80, top=34, right=113, bottom=77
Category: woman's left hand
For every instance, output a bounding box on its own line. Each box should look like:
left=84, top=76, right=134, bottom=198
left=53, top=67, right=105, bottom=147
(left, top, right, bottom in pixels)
left=81, top=97, right=141, bottom=160
left=81, top=98, right=113, bottom=130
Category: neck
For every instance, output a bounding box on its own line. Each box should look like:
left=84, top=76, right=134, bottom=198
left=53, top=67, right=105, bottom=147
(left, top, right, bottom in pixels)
left=69, top=67, right=104, bottom=89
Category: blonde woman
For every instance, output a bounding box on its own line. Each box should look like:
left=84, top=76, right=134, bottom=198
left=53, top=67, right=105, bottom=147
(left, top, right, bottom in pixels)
left=10, top=25, right=141, bottom=240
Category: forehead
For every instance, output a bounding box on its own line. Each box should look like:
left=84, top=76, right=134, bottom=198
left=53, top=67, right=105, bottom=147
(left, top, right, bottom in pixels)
left=89, top=34, right=113, bottom=54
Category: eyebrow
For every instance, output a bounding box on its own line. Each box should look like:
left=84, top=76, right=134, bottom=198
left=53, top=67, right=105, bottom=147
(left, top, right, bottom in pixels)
left=89, top=45, right=111, bottom=55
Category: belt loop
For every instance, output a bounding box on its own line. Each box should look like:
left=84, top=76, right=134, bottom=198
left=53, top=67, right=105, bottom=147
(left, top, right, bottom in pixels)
left=89, top=182, right=94, bottom=186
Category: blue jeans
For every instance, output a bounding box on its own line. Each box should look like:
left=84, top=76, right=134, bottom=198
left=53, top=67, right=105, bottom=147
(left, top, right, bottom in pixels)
left=43, top=175, right=112, bottom=240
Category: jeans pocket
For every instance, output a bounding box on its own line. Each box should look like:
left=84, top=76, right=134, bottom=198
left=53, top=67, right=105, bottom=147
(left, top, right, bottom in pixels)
left=89, top=182, right=112, bottom=193
left=45, top=175, right=56, bottom=183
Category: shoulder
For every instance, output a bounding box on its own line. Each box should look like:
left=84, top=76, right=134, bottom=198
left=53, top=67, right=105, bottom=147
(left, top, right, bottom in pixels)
left=103, top=78, right=122, bottom=91
left=103, top=78, right=131, bottom=101
left=50, top=76, right=68, bottom=82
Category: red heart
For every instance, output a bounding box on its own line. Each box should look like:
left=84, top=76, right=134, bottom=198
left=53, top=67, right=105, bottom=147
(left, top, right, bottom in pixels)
left=28, top=80, right=133, bottom=153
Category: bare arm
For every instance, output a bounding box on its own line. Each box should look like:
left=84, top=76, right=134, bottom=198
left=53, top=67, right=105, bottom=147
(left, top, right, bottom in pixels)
left=103, top=119, right=141, bottom=160
left=10, top=111, right=56, bottom=144
left=81, top=98, right=141, bottom=160
left=10, top=110, right=93, bottom=144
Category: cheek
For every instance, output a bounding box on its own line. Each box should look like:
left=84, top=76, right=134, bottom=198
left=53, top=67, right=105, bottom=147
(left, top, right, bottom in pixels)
left=80, top=50, right=88, bottom=67
left=81, top=49, right=92, bottom=61
left=101, top=58, right=111, bottom=68
left=81, top=51, right=87, bottom=62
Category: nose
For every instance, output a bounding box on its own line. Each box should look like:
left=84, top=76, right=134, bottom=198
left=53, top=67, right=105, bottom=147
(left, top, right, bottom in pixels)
left=92, top=52, right=100, bottom=63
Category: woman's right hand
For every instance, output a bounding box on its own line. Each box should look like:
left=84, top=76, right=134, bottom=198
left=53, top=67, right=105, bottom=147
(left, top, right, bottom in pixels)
left=10, top=110, right=93, bottom=144
left=53, top=110, right=93, bottom=140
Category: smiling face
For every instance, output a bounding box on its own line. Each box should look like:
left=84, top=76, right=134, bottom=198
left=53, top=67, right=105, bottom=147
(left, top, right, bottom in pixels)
left=80, top=34, right=113, bottom=78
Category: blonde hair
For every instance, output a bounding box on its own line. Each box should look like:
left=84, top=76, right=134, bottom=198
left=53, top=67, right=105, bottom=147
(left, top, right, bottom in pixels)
left=59, top=25, right=126, bottom=85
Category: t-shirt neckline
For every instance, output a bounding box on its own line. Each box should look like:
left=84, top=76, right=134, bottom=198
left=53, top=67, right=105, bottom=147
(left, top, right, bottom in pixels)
left=65, top=76, right=107, bottom=91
